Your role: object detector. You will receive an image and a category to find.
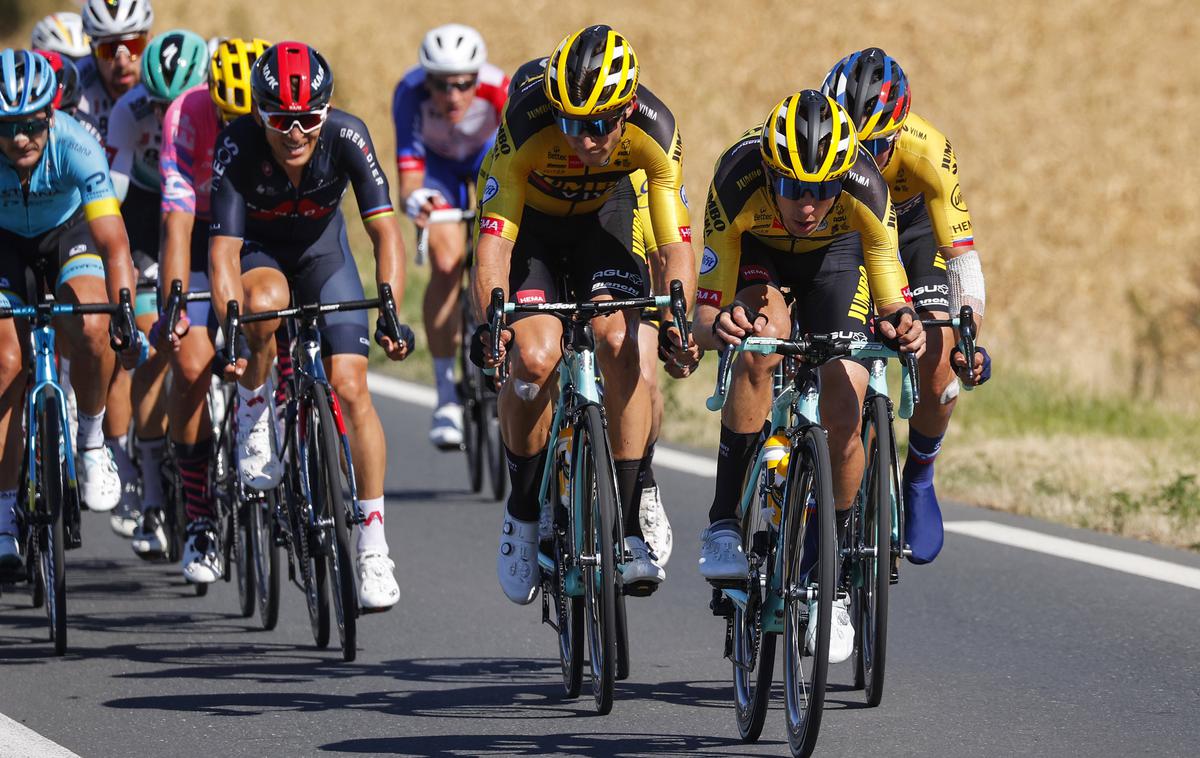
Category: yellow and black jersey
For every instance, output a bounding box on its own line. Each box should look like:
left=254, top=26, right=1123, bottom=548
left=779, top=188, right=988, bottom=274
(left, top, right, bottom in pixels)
left=882, top=112, right=974, bottom=250
left=698, top=125, right=908, bottom=309
left=477, top=60, right=690, bottom=247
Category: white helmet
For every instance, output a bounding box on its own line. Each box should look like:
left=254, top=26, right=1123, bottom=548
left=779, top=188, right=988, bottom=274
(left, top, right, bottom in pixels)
left=81, top=0, right=154, bottom=40
left=31, top=12, right=91, bottom=58
left=418, top=24, right=486, bottom=75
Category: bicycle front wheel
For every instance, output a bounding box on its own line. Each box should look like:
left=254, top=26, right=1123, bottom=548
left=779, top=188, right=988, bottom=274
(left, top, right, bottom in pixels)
left=576, top=403, right=617, bottom=715
left=310, top=388, right=358, bottom=662
left=734, top=439, right=777, bottom=742
left=782, top=425, right=835, bottom=758
left=37, top=390, right=68, bottom=655
left=252, top=490, right=280, bottom=629
left=484, top=395, right=506, bottom=501
left=853, top=395, right=892, bottom=705
left=554, top=530, right=584, bottom=698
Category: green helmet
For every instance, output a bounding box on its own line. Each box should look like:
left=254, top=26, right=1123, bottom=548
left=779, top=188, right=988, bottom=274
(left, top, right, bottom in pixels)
left=142, top=29, right=208, bottom=102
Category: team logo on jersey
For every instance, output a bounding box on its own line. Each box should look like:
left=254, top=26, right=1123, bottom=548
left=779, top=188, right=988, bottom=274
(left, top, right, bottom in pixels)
left=700, top=247, right=718, bottom=274
left=482, top=176, right=499, bottom=205
left=479, top=217, right=505, bottom=237
left=69, top=244, right=88, bottom=256
left=680, top=185, right=688, bottom=208
left=516, top=289, right=545, bottom=304
left=696, top=288, right=721, bottom=306
left=951, top=184, right=967, bottom=212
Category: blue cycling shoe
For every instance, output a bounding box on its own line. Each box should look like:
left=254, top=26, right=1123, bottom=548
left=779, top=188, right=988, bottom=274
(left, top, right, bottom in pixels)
left=902, top=473, right=944, bottom=564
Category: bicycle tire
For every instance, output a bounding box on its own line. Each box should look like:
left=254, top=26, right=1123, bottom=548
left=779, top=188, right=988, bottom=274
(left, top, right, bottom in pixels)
left=485, top=396, right=506, bottom=501
left=38, top=391, right=67, bottom=655
left=554, top=529, right=584, bottom=698
left=614, top=588, right=630, bottom=682
left=311, top=389, right=357, bottom=661
left=461, top=358, right=485, bottom=494
left=251, top=490, right=280, bottom=629
left=232, top=499, right=254, bottom=617
left=576, top=403, right=617, bottom=715
left=853, top=395, right=892, bottom=705
left=782, top=425, right=835, bottom=758
left=733, top=439, right=776, bottom=742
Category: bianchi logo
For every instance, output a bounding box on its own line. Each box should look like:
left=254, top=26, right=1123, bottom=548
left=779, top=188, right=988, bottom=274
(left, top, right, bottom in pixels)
left=700, top=247, right=718, bottom=274
left=482, top=176, right=499, bottom=205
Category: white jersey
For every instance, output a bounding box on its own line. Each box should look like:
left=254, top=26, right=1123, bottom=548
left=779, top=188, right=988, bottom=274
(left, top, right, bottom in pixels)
left=75, top=56, right=117, bottom=140
left=106, top=83, right=162, bottom=199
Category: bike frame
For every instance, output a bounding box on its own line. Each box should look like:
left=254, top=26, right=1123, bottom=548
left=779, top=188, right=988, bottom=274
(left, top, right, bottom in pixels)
left=22, top=311, right=78, bottom=509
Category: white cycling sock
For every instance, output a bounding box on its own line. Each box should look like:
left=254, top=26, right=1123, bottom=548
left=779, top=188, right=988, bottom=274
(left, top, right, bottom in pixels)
left=136, top=437, right=167, bottom=508
left=356, top=496, right=387, bottom=555
left=77, top=409, right=105, bottom=451
left=0, top=489, right=17, bottom=535
left=433, top=357, right=456, bottom=408
left=237, top=382, right=269, bottom=418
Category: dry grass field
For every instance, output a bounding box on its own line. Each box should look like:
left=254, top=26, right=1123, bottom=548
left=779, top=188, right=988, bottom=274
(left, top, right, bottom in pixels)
left=5, top=0, right=1199, bottom=548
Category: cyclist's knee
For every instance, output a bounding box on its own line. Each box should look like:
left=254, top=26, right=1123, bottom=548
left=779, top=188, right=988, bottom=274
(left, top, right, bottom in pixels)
left=329, top=360, right=372, bottom=416
left=509, top=343, right=558, bottom=399
left=0, top=345, right=22, bottom=394
left=173, top=340, right=213, bottom=388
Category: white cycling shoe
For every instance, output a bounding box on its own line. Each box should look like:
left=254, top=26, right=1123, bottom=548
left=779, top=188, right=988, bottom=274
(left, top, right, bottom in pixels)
left=638, top=485, right=672, bottom=566
left=78, top=447, right=122, bottom=512
left=621, top=535, right=665, bottom=586
left=108, top=443, right=141, bottom=536
left=429, top=403, right=464, bottom=450
left=356, top=550, right=400, bottom=611
left=806, top=596, right=854, bottom=664
left=237, top=400, right=282, bottom=490
left=131, top=507, right=168, bottom=559
left=698, top=520, right=748, bottom=582
left=497, top=513, right=539, bottom=605
left=182, top=521, right=222, bottom=584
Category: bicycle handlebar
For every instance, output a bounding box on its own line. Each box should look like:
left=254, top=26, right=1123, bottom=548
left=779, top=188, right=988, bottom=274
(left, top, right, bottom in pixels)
left=706, top=334, right=919, bottom=419
left=921, top=304, right=977, bottom=391
left=415, top=208, right=477, bottom=266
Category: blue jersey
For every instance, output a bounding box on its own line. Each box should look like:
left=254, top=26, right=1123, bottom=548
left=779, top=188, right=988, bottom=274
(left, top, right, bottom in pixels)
left=0, top=112, right=121, bottom=238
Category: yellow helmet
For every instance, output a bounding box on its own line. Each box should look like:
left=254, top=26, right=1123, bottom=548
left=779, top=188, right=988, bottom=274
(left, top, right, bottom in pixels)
left=759, top=90, right=859, bottom=183
left=209, top=37, right=271, bottom=121
left=544, top=25, right=638, bottom=117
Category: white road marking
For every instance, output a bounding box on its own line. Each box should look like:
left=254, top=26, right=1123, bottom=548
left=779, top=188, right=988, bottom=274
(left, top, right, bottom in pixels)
left=368, top=373, right=1200, bottom=590
left=0, top=712, right=80, bottom=758
left=944, top=521, right=1200, bottom=591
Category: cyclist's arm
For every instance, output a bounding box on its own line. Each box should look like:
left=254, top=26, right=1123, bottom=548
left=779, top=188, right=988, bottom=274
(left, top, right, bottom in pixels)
left=472, top=231, right=513, bottom=324
left=89, top=213, right=136, bottom=304
left=392, top=78, right=426, bottom=208
left=396, top=169, right=425, bottom=208
left=64, top=124, right=135, bottom=303
left=160, top=211, right=194, bottom=296
left=639, top=126, right=695, bottom=310
left=159, top=100, right=195, bottom=295
left=208, top=134, right=248, bottom=326
left=364, top=214, right=405, bottom=311
left=694, top=179, right=744, bottom=351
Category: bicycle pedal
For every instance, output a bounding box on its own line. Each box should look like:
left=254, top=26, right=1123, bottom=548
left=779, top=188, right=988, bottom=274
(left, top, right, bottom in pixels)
left=705, top=577, right=744, bottom=591
left=710, top=589, right=734, bottom=618
left=359, top=604, right=392, bottom=616
left=621, top=580, right=658, bottom=598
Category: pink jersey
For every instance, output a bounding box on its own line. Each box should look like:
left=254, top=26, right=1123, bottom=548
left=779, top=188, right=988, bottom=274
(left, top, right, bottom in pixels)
left=160, top=84, right=221, bottom=219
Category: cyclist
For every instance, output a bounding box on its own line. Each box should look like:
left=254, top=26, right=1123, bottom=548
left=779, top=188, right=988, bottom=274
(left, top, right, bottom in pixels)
left=140, top=38, right=270, bottom=576
left=35, top=50, right=103, bottom=146
left=105, top=29, right=208, bottom=541
left=823, top=49, right=990, bottom=564
left=208, top=41, right=412, bottom=609
left=392, top=24, right=508, bottom=449
left=31, top=12, right=91, bottom=63
left=0, top=50, right=141, bottom=574
left=472, top=26, right=696, bottom=604
left=692, top=90, right=924, bottom=662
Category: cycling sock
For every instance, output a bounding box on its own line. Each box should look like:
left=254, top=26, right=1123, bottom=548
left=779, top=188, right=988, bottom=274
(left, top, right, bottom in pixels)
left=237, top=381, right=270, bottom=420
left=136, top=436, right=167, bottom=508
left=639, top=441, right=657, bottom=494
left=902, top=428, right=945, bottom=564
left=505, top=445, right=547, bottom=522
left=274, top=335, right=292, bottom=408
left=615, top=458, right=644, bottom=540
left=433, top=357, right=457, bottom=408
left=77, top=409, right=105, bottom=451
left=356, top=496, right=387, bottom=555
left=708, top=426, right=760, bottom=524
left=0, top=489, right=17, bottom=535
left=175, top=440, right=215, bottom=523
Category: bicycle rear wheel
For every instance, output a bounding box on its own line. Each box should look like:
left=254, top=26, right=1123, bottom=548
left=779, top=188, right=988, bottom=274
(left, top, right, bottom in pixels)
left=575, top=404, right=617, bottom=715
left=252, top=490, right=280, bottom=629
left=554, top=530, right=583, bottom=698
left=782, top=426, right=835, bottom=758
left=484, top=396, right=506, bottom=501
left=733, top=441, right=776, bottom=742
left=310, top=389, right=357, bottom=662
left=38, top=391, right=68, bottom=656
left=853, top=395, right=892, bottom=705
left=460, top=354, right=485, bottom=493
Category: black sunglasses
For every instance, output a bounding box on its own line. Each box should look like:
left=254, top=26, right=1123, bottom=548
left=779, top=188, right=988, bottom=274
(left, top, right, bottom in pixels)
left=0, top=117, right=51, bottom=140
left=555, top=109, right=624, bottom=138
left=427, top=76, right=477, bottom=93
left=769, top=171, right=844, bottom=201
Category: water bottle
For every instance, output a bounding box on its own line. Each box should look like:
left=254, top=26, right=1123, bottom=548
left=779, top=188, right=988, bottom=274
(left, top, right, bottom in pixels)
left=556, top=429, right=573, bottom=506
left=761, top=434, right=790, bottom=529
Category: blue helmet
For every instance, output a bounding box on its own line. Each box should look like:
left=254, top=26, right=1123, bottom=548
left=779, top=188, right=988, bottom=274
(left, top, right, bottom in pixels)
left=0, top=49, right=58, bottom=117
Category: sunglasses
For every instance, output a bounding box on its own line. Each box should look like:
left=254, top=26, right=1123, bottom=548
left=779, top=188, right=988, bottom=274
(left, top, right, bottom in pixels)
left=427, top=76, right=477, bottom=93
left=555, top=109, right=624, bottom=138
left=862, top=134, right=897, bottom=157
left=92, top=33, right=149, bottom=61
left=0, top=117, right=51, bottom=139
left=770, top=172, right=844, bottom=201
left=258, top=106, right=328, bottom=135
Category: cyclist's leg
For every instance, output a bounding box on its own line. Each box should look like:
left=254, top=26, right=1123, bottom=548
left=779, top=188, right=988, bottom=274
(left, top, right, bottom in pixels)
left=635, top=317, right=672, bottom=563
left=0, top=246, right=31, bottom=572
left=130, top=249, right=170, bottom=524
left=421, top=158, right=469, bottom=446
left=897, top=212, right=955, bottom=563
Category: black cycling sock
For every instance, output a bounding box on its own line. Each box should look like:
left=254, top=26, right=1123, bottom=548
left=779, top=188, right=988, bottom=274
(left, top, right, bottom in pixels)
left=708, top=426, right=760, bottom=524
left=175, top=439, right=215, bottom=523
left=639, top=441, right=657, bottom=493
left=615, top=457, right=646, bottom=540
left=505, top=445, right=547, bottom=522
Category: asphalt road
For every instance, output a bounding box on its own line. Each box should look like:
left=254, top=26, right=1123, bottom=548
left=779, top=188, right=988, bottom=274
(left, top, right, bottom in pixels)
left=1, top=384, right=1198, bottom=757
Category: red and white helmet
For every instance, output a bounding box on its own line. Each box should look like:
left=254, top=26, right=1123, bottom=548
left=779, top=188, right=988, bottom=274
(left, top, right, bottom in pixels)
left=418, top=24, right=486, bottom=75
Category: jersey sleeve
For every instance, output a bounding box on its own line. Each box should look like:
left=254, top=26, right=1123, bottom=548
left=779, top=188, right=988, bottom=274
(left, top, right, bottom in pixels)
left=104, top=99, right=135, bottom=202
left=391, top=76, right=425, bottom=174
left=209, top=130, right=247, bottom=239
left=697, top=177, right=743, bottom=308
left=630, top=170, right=657, bottom=257
left=159, top=96, right=195, bottom=215
left=914, top=138, right=975, bottom=250
left=477, top=118, right=529, bottom=242
left=639, top=125, right=690, bottom=249
left=851, top=186, right=909, bottom=309
left=338, top=116, right=395, bottom=224
left=59, top=117, right=121, bottom=222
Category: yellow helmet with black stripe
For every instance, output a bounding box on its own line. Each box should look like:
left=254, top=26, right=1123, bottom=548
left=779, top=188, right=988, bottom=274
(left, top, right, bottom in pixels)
left=759, top=90, right=859, bottom=182
left=209, top=37, right=271, bottom=121
left=544, top=25, right=638, bottom=117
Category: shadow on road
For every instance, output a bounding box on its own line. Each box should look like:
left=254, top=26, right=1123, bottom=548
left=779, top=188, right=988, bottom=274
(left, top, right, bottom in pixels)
left=320, top=731, right=782, bottom=757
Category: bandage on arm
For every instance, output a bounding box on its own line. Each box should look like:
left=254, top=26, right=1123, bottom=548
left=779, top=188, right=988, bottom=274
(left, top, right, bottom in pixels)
left=946, top=249, right=986, bottom=317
